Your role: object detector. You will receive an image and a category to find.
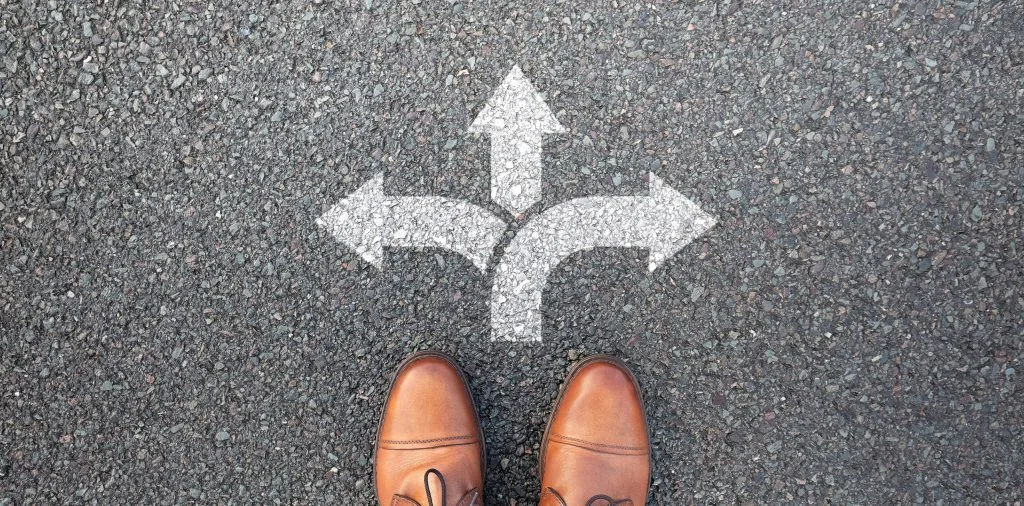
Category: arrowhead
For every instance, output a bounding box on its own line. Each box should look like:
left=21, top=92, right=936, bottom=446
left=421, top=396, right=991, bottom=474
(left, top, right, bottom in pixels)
left=469, top=65, right=566, bottom=135
left=316, top=173, right=387, bottom=268
left=647, top=172, right=717, bottom=272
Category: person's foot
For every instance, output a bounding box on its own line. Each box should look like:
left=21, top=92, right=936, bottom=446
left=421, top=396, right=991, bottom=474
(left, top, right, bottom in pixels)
left=539, top=355, right=650, bottom=505
left=374, top=351, right=484, bottom=506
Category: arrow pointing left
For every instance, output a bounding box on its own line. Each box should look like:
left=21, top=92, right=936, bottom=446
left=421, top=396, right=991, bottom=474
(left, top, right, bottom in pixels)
left=317, top=173, right=507, bottom=271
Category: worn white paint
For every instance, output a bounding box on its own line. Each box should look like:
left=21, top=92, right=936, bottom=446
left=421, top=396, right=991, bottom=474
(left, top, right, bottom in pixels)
left=490, top=173, right=717, bottom=341
left=470, top=65, right=566, bottom=216
left=317, top=173, right=506, bottom=271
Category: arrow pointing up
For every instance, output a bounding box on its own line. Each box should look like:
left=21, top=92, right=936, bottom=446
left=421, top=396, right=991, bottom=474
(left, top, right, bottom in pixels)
left=317, top=173, right=506, bottom=271
left=470, top=65, right=566, bottom=215
left=490, top=172, right=716, bottom=341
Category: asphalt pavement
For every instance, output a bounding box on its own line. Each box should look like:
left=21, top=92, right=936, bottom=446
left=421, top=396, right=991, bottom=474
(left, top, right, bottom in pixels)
left=2, top=0, right=1022, bottom=503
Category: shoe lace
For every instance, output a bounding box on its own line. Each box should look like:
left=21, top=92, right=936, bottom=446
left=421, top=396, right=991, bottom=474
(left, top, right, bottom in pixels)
left=546, top=488, right=633, bottom=506
left=585, top=495, right=632, bottom=506
left=423, top=468, right=447, bottom=506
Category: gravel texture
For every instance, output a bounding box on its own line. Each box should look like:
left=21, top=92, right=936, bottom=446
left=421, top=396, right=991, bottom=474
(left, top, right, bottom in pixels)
left=2, top=0, right=1022, bottom=504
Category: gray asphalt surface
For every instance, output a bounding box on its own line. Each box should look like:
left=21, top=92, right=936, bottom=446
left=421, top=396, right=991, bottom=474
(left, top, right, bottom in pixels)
left=2, top=0, right=1022, bottom=503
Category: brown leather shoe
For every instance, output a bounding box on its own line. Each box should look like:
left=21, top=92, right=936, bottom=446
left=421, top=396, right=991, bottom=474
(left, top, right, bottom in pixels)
left=374, top=351, right=484, bottom=506
left=539, top=355, right=651, bottom=505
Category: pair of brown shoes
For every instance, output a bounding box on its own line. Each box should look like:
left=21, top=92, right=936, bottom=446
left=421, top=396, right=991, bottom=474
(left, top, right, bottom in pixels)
left=374, top=351, right=650, bottom=505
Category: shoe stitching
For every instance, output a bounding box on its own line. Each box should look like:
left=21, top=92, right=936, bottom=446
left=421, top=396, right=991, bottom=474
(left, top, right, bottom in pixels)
left=551, top=433, right=645, bottom=451
left=381, top=434, right=476, bottom=445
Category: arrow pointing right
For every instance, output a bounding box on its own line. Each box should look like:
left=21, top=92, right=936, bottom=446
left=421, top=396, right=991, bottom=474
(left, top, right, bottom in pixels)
left=490, top=173, right=716, bottom=341
left=470, top=65, right=566, bottom=216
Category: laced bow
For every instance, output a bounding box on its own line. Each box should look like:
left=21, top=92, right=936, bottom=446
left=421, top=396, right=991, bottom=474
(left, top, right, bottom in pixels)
left=584, top=495, right=633, bottom=506
left=422, top=468, right=447, bottom=506
left=545, top=487, right=633, bottom=506
left=398, top=469, right=477, bottom=506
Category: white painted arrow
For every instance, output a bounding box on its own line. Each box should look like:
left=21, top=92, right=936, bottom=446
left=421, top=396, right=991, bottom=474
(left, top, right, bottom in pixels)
left=470, top=65, right=566, bottom=216
left=490, top=173, right=716, bottom=341
left=317, top=173, right=507, bottom=271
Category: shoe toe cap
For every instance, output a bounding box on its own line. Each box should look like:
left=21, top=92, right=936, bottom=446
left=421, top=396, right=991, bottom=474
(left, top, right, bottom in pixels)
left=378, top=354, right=480, bottom=448
left=548, top=359, right=649, bottom=454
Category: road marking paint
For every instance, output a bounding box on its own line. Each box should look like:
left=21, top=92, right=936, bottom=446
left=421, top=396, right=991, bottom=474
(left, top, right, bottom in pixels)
left=317, top=173, right=506, bottom=272
left=320, top=65, right=717, bottom=342
left=491, top=173, right=716, bottom=341
left=470, top=65, right=566, bottom=216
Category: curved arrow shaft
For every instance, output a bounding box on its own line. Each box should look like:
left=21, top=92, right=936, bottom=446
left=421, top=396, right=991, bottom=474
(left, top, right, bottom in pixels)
left=491, top=196, right=654, bottom=342
left=490, top=173, right=716, bottom=342
left=384, top=196, right=507, bottom=271
left=318, top=191, right=506, bottom=272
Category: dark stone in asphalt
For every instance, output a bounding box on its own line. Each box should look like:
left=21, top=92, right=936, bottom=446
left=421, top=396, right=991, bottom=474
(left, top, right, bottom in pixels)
left=1, top=0, right=1022, bottom=504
